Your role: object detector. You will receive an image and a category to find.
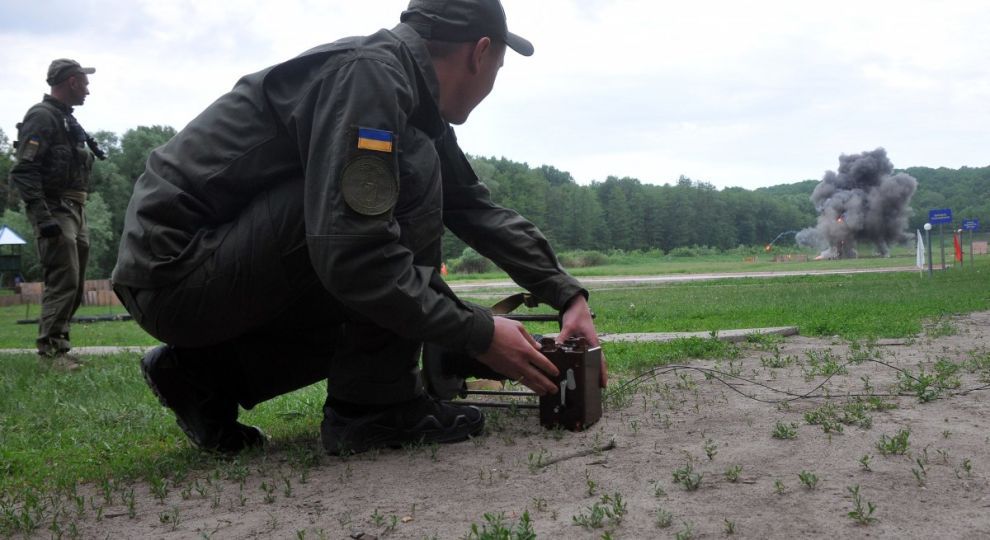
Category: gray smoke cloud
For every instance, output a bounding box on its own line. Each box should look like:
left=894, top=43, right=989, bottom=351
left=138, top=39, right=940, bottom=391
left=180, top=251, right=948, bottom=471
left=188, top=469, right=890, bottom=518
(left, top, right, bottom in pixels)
left=796, top=148, right=918, bottom=259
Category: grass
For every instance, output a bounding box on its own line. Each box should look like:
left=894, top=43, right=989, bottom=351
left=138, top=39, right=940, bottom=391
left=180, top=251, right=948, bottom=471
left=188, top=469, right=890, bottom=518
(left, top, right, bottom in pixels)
left=0, top=352, right=329, bottom=495
left=1, top=256, right=989, bottom=525
left=0, top=303, right=157, bottom=349
left=444, top=247, right=934, bottom=282
left=491, top=257, right=990, bottom=340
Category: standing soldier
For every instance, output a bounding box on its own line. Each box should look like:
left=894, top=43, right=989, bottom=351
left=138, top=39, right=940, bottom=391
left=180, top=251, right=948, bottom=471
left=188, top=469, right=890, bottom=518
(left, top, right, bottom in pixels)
left=9, top=59, right=104, bottom=371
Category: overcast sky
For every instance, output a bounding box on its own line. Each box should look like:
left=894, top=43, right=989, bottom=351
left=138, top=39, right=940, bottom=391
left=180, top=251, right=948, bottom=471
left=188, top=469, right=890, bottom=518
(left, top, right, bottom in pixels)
left=1, top=0, right=987, bottom=190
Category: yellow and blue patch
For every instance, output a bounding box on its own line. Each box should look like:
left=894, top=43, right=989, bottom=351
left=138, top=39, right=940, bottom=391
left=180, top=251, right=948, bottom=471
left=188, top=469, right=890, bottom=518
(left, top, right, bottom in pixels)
left=356, top=127, right=394, bottom=153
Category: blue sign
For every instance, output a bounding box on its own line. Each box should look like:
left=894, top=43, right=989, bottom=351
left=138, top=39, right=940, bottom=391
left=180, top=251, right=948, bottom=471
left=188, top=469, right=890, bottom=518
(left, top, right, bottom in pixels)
left=962, top=219, right=979, bottom=231
left=929, top=208, right=953, bottom=225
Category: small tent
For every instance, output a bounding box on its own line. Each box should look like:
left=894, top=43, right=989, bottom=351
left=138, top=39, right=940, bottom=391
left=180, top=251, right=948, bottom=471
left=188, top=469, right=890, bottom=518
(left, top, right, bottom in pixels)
left=0, top=224, right=27, bottom=287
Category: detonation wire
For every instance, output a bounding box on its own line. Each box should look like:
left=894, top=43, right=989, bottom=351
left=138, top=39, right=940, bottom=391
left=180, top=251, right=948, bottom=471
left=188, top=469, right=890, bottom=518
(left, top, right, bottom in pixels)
left=610, top=358, right=990, bottom=406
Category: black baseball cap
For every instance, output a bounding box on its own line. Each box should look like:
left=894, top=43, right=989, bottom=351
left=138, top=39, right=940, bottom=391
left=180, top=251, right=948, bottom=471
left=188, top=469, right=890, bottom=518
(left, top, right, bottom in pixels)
left=401, top=0, right=534, bottom=56
left=47, top=59, right=95, bottom=86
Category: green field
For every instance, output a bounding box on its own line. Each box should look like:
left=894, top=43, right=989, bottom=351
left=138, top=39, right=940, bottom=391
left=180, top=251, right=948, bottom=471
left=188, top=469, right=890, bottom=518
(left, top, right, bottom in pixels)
left=1, top=257, right=988, bottom=532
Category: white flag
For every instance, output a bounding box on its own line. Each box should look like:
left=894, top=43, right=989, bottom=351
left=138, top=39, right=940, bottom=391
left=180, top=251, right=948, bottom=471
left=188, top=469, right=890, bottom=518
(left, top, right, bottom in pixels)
left=916, top=229, right=925, bottom=269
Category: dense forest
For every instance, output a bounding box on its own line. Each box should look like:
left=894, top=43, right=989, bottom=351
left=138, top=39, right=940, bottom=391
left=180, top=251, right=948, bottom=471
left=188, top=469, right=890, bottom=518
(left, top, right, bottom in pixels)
left=1, top=125, right=987, bottom=280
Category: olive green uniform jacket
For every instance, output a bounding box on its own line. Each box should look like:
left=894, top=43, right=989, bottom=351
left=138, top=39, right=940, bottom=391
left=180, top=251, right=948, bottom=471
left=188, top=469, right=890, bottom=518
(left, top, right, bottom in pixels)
left=112, top=23, right=584, bottom=359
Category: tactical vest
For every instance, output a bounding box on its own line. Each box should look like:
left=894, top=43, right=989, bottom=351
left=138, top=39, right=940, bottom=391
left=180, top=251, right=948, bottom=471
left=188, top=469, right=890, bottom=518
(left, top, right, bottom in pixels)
left=14, top=100, right=93, bottom=194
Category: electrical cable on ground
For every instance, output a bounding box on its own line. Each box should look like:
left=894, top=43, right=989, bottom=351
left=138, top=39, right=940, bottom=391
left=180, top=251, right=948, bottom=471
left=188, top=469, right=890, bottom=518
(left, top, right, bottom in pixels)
left=608, top=357, right=990, bottom=406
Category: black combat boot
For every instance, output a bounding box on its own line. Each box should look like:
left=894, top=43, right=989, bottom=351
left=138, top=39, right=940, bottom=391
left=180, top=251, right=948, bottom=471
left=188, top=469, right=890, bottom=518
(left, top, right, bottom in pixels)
left=141, top=345, right=266, bottom=454
left=320, top=394, right=484, bottom=455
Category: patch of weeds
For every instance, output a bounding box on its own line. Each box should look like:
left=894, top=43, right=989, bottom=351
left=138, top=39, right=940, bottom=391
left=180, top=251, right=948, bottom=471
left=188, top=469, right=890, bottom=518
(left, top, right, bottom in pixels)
left=149, top=477, right=169, bottom=504
left=158, top=507, right=181, bottom=532
left=655, top=507, right=673, bottom=528
left=602, top=383, right=636, bottom=411
left=858, top=454, right=872, bottom=471
left=802, top=350, right=847, bottom=378
left=933, top=359, right=963, bottom=391
left=771, top=421, right=798, bottom=440
left=485, top=410, right=506, bottom=433
left=370, top=508, right=386, bottom=527
left=912, top=458, right=927, bottom=487
left=721, top=358, right=743, bottom=377
left=724, top=464, right=742, bottom=483
left=840, top=402, right=874, bottom=429
left=571, top=493, right=626, bottom=529
left=965, top=349, right=990, bottom=380
left=675, top=521, right=695, bottom=540
left=724, top=518, right=736, bottom=535
left=648, top=479, right=666, bottom=498
left=926, top=315, right=958, bottom=338
left=897, top=369, right=941, bottom=402
left=122, top=487, right=136, bottom=518
left=876, top=429, right=910, bottom=455
left=861, top=396, right=896, bottom=411
left=798, top=470, right=819, bottom=490
left=773, top=479, right=786, bottom=495
left=672, top=463, right=703, bottom=491
left=803, top=403, right=844, bottom=434
left=953, top=457, right=974, bottom=479
left=760, top=351, right=796, bottom=369
left=527, top=449, right=550, bottom=473
left=847, top=340, right=879, bottom=364
left=260, top=480, right=276, bottom=504
left=745, top=332, right=784, bottom=350
left=675, top=372, right=697, bottom=391
left=847, top=485, right=877, bottom=525
left=584, top=470, right=598, bottom=497
left=703, top=438, right=718, bottom=461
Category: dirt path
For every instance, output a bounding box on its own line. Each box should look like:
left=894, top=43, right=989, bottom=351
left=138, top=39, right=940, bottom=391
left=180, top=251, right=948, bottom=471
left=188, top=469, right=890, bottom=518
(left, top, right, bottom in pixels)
left=64, top=311, right=990, bottom=538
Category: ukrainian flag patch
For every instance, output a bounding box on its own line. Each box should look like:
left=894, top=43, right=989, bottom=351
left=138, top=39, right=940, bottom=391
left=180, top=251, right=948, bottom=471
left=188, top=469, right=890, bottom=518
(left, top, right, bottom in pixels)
left=357, top=127, right=394, bottom=153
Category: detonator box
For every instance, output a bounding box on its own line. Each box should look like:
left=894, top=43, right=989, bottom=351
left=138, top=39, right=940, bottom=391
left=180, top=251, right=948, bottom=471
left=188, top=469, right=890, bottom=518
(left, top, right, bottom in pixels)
left=538, top=337, right=603, bottom=431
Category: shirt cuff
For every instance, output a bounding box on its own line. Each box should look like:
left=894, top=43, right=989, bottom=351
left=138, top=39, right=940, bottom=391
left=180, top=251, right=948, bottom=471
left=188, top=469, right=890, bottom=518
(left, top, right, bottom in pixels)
left=462, top=302, right=495, bottom=357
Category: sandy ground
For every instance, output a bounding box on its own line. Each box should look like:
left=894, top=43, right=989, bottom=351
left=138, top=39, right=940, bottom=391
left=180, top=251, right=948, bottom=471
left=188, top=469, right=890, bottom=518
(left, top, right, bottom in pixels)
left=57, top=310, right=990, bottom=539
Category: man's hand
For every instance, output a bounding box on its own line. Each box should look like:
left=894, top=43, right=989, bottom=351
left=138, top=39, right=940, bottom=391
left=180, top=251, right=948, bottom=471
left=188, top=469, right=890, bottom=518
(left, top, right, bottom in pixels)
left=477, top=317, right=560, bottom=395
left=38, top=220, right=62, bottom=238
left=558, top=294, right=609, bottom=388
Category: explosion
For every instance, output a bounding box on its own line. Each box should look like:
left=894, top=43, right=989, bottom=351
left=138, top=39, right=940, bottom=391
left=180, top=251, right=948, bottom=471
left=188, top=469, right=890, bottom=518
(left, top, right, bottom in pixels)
left=796, top=148, right=917, bottom=259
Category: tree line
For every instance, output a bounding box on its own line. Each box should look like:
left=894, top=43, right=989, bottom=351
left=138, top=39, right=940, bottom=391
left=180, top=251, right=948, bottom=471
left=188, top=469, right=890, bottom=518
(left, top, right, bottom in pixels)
left=1, top=126, right=176, bottom=282
left=1, top=125, right=987, bottom=281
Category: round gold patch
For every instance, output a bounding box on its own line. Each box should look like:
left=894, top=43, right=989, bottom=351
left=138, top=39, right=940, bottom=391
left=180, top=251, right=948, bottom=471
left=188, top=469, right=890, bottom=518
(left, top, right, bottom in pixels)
left=341, top=155, right=398, bottom=216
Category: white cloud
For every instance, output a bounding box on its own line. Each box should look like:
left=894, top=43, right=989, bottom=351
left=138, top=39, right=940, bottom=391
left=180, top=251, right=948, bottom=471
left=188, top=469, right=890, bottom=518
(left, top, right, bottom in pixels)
left=2, top=0, right=988, bottom=189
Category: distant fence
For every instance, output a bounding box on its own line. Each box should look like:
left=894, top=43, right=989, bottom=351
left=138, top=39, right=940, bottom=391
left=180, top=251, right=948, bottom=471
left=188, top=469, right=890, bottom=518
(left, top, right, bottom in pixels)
left=0, top=279, right=121, bottom=307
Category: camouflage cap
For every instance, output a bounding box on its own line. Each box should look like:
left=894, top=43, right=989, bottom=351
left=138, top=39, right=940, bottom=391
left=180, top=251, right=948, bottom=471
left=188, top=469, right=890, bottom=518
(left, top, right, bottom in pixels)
left=401, top=0, right=533, bottom=56
left=46, top=59, right=95, bottom=86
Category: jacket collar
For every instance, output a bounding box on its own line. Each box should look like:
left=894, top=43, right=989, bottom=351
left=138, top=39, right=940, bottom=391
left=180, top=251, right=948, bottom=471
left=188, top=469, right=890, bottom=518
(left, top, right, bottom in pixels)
left=43, top=94, right=73, bottom=115
left=391, top=23, right=446, bottom=139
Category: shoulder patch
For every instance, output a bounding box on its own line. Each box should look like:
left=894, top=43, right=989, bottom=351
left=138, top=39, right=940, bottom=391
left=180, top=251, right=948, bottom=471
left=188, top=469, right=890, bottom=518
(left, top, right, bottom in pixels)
left=19, top=136, right=40, bottom=162
left=356, top=127, right=394, bottom=153
left=341, top=155, right=398, bottom=216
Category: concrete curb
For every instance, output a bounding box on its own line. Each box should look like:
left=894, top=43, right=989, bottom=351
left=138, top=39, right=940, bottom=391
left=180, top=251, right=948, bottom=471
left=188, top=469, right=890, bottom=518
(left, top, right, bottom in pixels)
left=596, top=326, right=799, bottom=343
